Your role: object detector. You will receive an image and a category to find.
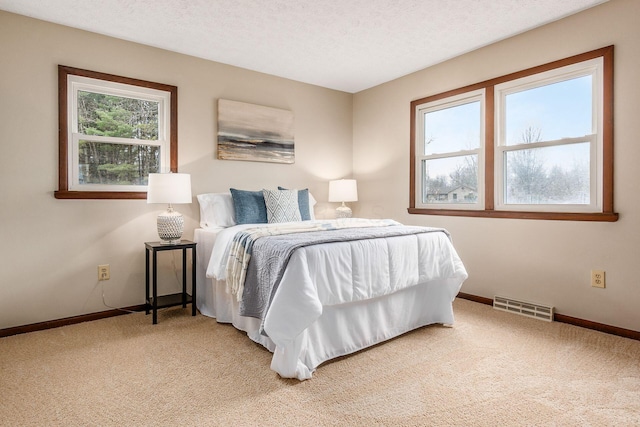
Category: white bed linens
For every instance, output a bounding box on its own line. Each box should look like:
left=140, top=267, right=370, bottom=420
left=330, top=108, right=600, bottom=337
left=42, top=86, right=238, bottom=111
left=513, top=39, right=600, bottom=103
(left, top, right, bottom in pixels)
left=224, top=218, right=403, bottom=301
left=195, top=219, right=468, bottom=380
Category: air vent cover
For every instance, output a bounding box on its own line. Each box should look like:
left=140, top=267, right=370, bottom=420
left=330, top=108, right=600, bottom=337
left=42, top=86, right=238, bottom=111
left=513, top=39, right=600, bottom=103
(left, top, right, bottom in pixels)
left=493, top=296, right=554, bottom=322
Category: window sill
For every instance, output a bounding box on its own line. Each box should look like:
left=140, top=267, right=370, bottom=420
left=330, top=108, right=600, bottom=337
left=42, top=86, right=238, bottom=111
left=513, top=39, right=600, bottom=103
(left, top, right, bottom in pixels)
left=408, top=208, right=619, bottom=222
left=54, top=190, right=147, bottom=200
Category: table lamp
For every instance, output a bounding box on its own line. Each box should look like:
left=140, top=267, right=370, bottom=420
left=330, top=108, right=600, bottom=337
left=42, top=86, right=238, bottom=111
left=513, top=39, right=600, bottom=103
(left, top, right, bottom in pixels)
left=147, top=173, right=192, bottom=244
left=328, top=179, right=358, bottom=218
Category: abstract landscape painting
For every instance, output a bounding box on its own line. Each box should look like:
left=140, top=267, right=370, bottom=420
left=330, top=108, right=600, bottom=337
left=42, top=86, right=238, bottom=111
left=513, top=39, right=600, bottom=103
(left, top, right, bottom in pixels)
left=217, top=99, right=294, bottom=164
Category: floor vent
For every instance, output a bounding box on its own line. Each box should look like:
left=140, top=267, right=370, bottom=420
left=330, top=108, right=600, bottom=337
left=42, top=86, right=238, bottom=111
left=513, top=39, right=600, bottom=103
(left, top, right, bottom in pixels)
left=493, top=296, right=554, bottom=322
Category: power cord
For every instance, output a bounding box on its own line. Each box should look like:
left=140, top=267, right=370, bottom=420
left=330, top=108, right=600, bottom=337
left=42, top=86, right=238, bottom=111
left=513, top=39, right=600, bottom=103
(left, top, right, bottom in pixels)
left=101, top=281, right=138, bottom=314
left=171, top=250, right=182, bottom=288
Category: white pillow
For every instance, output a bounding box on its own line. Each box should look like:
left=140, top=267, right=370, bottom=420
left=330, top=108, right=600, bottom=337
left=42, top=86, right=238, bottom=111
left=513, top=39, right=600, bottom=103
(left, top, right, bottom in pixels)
left=263, top=189, right=302, bottom=223
left=196, top=193, right=236, bottom=228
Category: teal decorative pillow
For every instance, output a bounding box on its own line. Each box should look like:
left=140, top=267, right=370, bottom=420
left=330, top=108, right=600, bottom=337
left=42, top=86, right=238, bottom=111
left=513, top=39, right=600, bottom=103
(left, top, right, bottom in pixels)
left=278, top=187, right=311, bottom=220
left=263, top=189, right=302, bottom=223
left=229, top=188, right=268, bottom=224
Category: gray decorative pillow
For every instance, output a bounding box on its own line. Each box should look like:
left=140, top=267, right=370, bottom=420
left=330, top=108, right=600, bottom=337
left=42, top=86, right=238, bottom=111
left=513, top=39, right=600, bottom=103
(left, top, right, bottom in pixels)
left=263, top=189, right=302, bottom=223
left=278, top=186, right=311, bottom=220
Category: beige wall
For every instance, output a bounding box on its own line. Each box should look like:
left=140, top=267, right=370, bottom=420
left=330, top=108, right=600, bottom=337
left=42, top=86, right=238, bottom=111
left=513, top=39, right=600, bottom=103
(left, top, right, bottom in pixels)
left=2, top=0, right=639, bottom=333
left=353, top=0, right=639, bottom=331
left=0, top=11, right=352, bottom=329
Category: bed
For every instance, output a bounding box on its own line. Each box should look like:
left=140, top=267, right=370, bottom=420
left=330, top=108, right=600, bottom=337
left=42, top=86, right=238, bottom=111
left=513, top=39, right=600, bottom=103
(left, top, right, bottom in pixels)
left=194, top=190, right=468, bottom=380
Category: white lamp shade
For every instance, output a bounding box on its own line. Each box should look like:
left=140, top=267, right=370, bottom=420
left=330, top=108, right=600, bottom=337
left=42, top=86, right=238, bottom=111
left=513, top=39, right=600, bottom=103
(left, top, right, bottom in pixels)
left=147, top=173, right=192, bottom=204
left=328, top=179, right=358, bottom=203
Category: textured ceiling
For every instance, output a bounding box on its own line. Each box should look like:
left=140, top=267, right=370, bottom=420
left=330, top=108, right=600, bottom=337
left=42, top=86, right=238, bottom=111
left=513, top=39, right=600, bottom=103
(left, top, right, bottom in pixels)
left=0, top=0, right=607, bottom=93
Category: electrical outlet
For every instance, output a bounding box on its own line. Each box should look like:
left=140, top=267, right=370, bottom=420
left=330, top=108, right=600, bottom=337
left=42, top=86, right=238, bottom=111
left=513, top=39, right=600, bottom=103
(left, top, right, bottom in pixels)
left=591, top=270, right=605, bottom=288
left=98, top=264, right=110, bottom=281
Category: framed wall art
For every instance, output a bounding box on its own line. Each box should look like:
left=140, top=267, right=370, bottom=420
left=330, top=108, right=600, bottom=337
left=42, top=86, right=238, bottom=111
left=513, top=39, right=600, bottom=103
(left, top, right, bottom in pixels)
left=217, top=99, right=294, bottom=164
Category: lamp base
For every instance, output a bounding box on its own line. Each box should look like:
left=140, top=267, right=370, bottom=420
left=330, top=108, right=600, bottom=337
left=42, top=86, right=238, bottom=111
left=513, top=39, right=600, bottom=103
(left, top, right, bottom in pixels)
left=157, top=206, right=184, bottom=245
left=160, top=238, right=182, bottom=245
left=335, top=204, right=352, bottom=218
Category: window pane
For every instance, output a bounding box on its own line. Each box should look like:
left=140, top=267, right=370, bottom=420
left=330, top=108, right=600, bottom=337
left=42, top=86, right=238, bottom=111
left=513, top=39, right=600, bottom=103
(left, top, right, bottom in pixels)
left=79, top=141, right=160, bottom=185
left=422, top=155, right=478, bottom=204
left=423, top=101, right=480, bottom=155
left=505, top=75, right=592, bottom=145
left=504, top=142, right=590, bottom=205
left=77, top=91, right=159, bottom=140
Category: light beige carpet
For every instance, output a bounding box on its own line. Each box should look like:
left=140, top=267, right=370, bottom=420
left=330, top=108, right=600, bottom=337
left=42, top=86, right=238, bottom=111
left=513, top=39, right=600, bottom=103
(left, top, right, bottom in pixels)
left=1, top=299, right=638, bottom=426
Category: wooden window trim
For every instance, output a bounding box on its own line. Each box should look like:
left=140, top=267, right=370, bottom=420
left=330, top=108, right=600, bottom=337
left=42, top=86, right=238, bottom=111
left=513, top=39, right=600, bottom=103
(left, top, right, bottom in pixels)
left=409, top=46, right=617, bottom=222
left=55, top=65, right=178, bottom=200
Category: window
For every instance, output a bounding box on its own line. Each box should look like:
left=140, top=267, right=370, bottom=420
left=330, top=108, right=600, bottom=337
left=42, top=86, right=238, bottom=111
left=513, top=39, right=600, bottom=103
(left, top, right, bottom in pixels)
left=56, top=66, right=177, bottom=199
left=409, top=46, right=617, bottom=221
left=496, top=61, right=600, bottom=212
left=414, top=90, right=484, bottom=210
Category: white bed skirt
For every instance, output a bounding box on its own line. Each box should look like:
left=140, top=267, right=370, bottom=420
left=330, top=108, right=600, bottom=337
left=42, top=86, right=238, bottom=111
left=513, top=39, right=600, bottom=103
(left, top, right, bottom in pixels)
left=197, top=268, right=459, bottom=380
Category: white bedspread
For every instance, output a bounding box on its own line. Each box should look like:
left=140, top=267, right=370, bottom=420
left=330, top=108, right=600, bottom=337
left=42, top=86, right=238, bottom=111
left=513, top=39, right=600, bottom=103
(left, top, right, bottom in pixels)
left=197, top=219, right=468, bottom=380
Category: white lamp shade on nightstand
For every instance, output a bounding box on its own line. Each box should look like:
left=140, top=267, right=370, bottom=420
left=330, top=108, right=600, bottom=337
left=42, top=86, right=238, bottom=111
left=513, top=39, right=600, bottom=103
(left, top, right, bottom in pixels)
left=329, top=179, right=358, bottom=218
left=147, top=173, right=192, bottom=244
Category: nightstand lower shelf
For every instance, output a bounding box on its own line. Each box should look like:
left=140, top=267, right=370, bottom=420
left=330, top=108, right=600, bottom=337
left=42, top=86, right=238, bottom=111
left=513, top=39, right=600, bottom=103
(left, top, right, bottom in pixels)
left=147, top=293, right=193, bottom=310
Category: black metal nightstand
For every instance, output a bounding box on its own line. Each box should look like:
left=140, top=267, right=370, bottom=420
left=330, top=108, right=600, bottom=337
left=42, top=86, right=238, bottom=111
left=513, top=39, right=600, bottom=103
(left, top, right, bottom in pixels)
left=144, top=240, right=197, bottom=324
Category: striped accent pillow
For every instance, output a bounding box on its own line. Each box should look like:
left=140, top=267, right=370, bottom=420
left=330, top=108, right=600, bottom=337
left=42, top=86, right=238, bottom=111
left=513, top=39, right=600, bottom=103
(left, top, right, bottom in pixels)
left=263, top=189, right=302, bottom=223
